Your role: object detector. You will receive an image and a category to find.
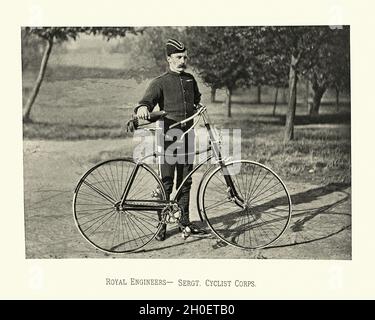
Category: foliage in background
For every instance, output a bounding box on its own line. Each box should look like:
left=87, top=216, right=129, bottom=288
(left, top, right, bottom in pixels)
left=22, top=27, right=139, bottom=122
left=260, top=26, right=349, bottom=142
left=184, top=27, right=266, bottom=117
left=110, top=27, right=184, bottom=80
left=302, top=26, right=350, bottom=115
left=21, top=29, right=46, bottom=71
left=22, top=26, right=351, bottom=146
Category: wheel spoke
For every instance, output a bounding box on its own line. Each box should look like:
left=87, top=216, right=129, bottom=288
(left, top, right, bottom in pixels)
left=82, top=180, right=116, bottom=204
left=248, top=169, right=268, bottom=204
left=249, top=180, right=283, bottom=204
left=128, top=212, right=157, bottom=234
left=127, top=168, right=149, bottom=199
left=127, top=214, right=150, bottom=245
left=92, top=169, right=117, bottom=201
left=232, top=171, right=246, bottom=200
left=202, top=161, right=291, bottom=249
left=245, top=163, right=258, bottom=202
left=205, top=198, right=233, bottom=211
left=74, top=159, right=165, bottom=253
left=76, top=206, right=114, bottom=217
left=86, top=209, right=117, bottom=237
left=77, top=190, right=114, bottom=204
left=79, top=207, right=115, bottom=229
left=128, top=211, right=159, bottom=227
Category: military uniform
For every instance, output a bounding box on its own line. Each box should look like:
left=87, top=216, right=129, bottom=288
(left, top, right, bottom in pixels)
left=136, top=69, right=201, bottom=226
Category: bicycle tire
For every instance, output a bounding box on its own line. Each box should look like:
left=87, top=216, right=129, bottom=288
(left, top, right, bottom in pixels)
left=73, top=158, right=166, bottom=253
left=201, top=160, right=292, bottom=250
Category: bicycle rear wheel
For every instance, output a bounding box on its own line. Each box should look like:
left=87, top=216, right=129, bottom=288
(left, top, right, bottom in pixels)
left=73, top=158, right=166, bottom=253
left=201, top=160, right=292, bottom=250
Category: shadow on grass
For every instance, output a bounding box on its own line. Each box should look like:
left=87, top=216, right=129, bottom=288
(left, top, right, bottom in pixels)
left=25, top=65, right=145, bottom=82
left=27, top=120, right=119, bottom=130
left=293, top=113, right=351, bottom=125
left=23, top=108, right=350, bottom=140
left=215, top=99, right=351, bottom=107
left=23, top=120, right=132, bottom=140
left=222, top=113, right=351, bottom=126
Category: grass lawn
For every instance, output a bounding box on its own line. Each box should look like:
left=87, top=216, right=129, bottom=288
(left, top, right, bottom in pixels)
left=22, top=67, right=351, bottom=186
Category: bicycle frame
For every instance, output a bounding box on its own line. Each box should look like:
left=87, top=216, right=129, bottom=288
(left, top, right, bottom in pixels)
left=119, top=104, right=244, bottom=214
left=200, top=108, right=244, bottom=203
left=73, top=103, right=293, bottom=253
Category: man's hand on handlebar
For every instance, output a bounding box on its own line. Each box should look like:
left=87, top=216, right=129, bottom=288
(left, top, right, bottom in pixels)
left=136, top=106, right=150, bottom=120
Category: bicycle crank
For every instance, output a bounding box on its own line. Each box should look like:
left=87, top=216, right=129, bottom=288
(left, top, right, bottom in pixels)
left=162, top=203, right=181, bottom=224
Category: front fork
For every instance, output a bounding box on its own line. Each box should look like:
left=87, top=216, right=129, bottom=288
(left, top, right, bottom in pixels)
left=221, top=166, right=246, bottom=208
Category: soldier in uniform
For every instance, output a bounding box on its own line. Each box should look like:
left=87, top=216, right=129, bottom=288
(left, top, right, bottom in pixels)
left=135, top=39, right=206, bottom=240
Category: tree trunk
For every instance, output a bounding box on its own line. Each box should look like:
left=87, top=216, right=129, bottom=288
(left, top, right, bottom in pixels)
left=284, top=54, right=299, bottom=143
left=257, top=85, right=261, bottom=104
left=282, top=87, right=287, bottom=104
left=23, top=37, right=53, bottom=123
left=226, top=87, right=232, bottom=117
left=210, top=87, right=216, bottom=103
left=21, top=29, right=29, bottom=71
left=335, top=87, right=340, bottom=112
left=305, top=80, right=309, bottom=111
left=273, top=87, right=279, bottom=116
left=309, top=78, right=326, bottom=116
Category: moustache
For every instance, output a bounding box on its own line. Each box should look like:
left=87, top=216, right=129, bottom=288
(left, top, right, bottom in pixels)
left=178, top=64, right=186, bottom=69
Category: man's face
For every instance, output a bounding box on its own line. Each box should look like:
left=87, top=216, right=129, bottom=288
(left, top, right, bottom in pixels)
left=167, top=51, right=188, bottom=73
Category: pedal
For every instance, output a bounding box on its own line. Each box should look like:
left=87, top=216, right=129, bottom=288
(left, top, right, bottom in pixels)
left=169, top=212, right=180, bottom=223
left=181, top=226, right=191, bottom=240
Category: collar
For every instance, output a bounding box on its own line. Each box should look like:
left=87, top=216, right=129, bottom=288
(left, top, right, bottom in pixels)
left=167, top=68, right=185, bottom=76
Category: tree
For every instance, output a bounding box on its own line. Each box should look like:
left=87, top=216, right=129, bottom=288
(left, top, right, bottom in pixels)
left=185, top=27, right=262, bottom=117
left=22, top=27, right=138, bottom=122
left=240, top=28, right=271, bottom=106
left=262, top=26, right=333, bottom=142
left=258, top=44, right=289, bottom=115
left=21, top=29, right=46, bottom=71
left=302, top=26, right=350, bottom=115
left=110, top=27, right=185, bottom=81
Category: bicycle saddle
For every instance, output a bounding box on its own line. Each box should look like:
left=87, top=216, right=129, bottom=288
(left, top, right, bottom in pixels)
left=126, top=111, right=168, bottom=132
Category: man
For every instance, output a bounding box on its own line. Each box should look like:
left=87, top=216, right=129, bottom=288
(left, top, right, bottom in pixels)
left=135, top=38, right=205, bottom=240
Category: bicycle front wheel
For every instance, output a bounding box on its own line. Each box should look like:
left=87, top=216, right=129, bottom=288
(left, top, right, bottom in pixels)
left=201, top=160, right=292, bottom=250
left=73, top=158, right=166, bottom=253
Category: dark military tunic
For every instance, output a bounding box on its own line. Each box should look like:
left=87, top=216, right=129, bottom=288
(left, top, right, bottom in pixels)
left=136, top=70, right=201, bottom=123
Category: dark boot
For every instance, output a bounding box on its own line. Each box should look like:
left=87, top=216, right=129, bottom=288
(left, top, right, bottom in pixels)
left=178, top=193, right=207, bottom=235
left=179, top=223, right=207, bottom=235
left=154, top=188, right=169, bottom=242
left=155, top=223, right=167, bottom=241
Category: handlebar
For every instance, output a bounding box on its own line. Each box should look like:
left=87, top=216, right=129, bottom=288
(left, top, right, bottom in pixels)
left=169, top=103, right=206, bottom=129
left=126, top=104, right=206, bottom=133
left=139, top=110, right=168, bottom=123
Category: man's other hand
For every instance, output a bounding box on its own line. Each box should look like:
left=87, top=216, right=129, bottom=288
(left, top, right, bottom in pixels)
left=136, top=106, right=150, bottom=120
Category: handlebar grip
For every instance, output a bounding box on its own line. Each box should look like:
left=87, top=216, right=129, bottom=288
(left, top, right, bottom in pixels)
left=127, top=110, right=168, bottom=132
left=148, top=110, right=168, bottom=122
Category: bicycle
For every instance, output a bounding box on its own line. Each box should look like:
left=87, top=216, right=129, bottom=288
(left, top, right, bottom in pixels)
left=73, top=104, right=292, bottom=253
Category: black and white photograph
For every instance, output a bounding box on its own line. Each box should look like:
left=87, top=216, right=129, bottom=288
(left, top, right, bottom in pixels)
left=3, top=0, right=375, bottom=301
left=22, top=25, right=351, bottom=259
